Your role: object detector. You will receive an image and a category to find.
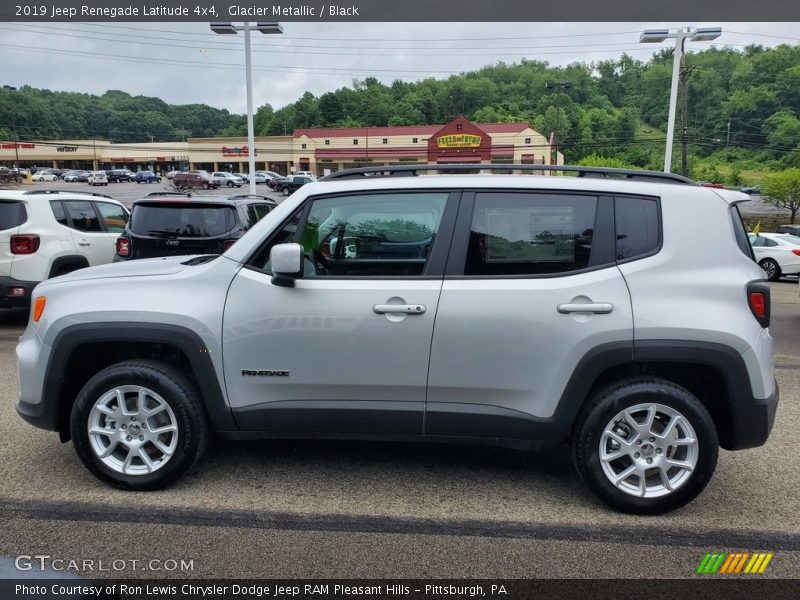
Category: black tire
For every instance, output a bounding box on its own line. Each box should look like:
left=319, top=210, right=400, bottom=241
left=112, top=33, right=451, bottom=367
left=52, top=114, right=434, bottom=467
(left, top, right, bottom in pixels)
left=574, top=377, right=718, bottom=514
left=759, top=258, right=781, bottom=281
left=202, top=182, right=209, bottom=190
left=70, top=360, right=209, bottom=491
left=227, top=181, right=234, bottom=187
left=282, top=187, right=290, bottom=196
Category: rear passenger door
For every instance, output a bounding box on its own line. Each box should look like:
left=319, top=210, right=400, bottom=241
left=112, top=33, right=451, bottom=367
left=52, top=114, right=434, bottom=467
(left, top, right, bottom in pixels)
left=425, top=190, right=635, bottom=439
left=61, top=201, right=116, bottom=266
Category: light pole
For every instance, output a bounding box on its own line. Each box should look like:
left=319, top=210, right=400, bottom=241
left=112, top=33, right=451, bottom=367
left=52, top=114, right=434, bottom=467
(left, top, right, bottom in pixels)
left=545, top=81, right=572, bottom=166
left=3, top=85, right=20, bottom=170
left=211, top=21, right=283, bottom=195
left=640, top=27, right=721, bottom=173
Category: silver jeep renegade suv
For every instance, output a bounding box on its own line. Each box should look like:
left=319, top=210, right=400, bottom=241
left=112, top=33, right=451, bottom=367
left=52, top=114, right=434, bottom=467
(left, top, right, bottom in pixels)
left=15, top=165, right=778, bottom=514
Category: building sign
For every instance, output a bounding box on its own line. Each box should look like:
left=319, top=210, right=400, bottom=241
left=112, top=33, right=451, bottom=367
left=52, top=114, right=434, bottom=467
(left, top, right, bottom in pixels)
left=436, top=134, right=482, bottom=149
left=1, top=143, right=34, bottom=150
left=222, top=145, right=256, bottom=157
left=56, top=146, right=78, bottom=152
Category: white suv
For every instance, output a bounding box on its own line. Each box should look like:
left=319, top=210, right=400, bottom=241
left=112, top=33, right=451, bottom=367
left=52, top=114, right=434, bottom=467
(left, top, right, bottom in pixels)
left=1, top=190, right=129, bottom=309
left=15, top=165, right=777, bottom=514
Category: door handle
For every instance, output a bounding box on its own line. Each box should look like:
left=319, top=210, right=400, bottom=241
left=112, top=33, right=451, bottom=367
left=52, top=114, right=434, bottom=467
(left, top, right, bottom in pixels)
left=77, top=240, right=91, bottom=247
left=373, top=304, right=426, bottom=315
left=557, top=303, right=614, bottom=314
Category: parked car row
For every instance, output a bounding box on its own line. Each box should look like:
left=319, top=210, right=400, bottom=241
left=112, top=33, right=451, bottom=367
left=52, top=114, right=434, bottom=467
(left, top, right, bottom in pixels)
left=1, top=189, right=277, bottom=311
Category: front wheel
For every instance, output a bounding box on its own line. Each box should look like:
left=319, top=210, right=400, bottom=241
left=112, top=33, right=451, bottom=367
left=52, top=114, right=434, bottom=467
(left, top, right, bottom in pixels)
left=70, top=360, right=209, bottom=490
left=759, top=258, right=781, bottom=281
left=282, top=187, right=290, bottom=196
left=202, top=183, right=209, bottom=190
left=574, top=377, right=718, bottom=514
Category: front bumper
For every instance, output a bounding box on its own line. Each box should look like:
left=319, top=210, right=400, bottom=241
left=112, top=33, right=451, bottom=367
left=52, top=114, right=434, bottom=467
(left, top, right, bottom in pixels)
left=0, top=275, right=38, bottom=309
left=726, top=379, right=779, bottom=450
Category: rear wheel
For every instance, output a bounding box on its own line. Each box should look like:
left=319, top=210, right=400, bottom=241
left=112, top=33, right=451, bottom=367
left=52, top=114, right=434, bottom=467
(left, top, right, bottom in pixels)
left=202, top=182, right=209, bottom=190
left=282, top=187, right=290, bottom=196
left=574, top=377, right=718, bottom=514
left=759, top=258, right=781, bottom=281
left=70, top=360, right=208, bottom=490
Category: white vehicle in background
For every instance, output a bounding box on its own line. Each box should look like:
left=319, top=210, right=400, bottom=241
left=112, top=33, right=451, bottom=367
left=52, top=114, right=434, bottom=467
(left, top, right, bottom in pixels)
left=88, top=172, right=108, bottom=186
left=294, top=170, right=317, bottom=180
left=32, top=171, right=58, bottom=182
left=165, top=170, right=182, bottom=180
left=748, top=233, right=800, bottom=281
left=211, top=172, right=244, bottom=188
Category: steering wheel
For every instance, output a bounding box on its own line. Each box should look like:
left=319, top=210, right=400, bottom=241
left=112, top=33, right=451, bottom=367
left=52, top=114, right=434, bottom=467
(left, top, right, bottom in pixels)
left=308, top=249, right=331, bottom=275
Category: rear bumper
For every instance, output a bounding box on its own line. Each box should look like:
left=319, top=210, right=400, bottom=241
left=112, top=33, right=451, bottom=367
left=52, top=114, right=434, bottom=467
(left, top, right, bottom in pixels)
left=726, top=379, right=779, bottom=450
left=0, top=275, right=38, bottom=309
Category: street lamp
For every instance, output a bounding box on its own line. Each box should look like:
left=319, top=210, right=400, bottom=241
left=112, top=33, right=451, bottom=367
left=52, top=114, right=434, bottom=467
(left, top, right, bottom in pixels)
left=640, top=27, right=721, bottom=173
left=211, top=21, right=283, bottom=195
left=3, top=85, right=20, bottom=170
left=545, top=81, right=572, bottom=167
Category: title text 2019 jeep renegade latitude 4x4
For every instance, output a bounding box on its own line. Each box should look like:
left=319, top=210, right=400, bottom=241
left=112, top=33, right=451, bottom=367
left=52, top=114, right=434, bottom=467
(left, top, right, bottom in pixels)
left=15, top=165, right=777, bottom=514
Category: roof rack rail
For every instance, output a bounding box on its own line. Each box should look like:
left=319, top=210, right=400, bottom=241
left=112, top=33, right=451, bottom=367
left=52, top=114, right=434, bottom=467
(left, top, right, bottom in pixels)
left=22, top=189, right=113, bottom=199
left=226, top=194, right=271, bottom=200
left=145, top=192, right=192, bottom=197
left=320, top=164, right=697, bottom=185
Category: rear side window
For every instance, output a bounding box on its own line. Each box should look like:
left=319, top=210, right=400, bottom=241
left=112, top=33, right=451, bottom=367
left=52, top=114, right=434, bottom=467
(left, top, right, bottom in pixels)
left=246, top=203, right=272, bottom=226
left=0, top=201, right=26, bottom=230
left=465, top=192, right=597, bottom=276
left=614, top=196, right=660, bottom=261
left=95, top=202, right=129, bottom=233
left=64, top=201, right=103, bottom=232
left=731, top=206, right=754, bottom=260
left=50, top=201, right=68, bottom=226
left=130, top=204, right=237, bottom=237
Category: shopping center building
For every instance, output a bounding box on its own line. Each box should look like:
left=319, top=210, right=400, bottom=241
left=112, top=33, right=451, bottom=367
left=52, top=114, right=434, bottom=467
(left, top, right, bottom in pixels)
left=0, top=117, right=561, bottom=176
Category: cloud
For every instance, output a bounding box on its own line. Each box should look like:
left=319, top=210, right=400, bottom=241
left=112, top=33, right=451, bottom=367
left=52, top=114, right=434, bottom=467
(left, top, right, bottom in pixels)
left=0, top=21, right=797, bottom=115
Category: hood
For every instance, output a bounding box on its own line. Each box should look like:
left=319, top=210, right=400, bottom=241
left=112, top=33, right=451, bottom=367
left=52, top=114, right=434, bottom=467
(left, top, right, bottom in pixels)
left=41, top=255, right=197, bottom=285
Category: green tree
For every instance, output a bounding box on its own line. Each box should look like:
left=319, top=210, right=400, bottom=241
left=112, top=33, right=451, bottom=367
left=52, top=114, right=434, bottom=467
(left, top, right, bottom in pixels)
left=762, top=169, right=800, bottom=223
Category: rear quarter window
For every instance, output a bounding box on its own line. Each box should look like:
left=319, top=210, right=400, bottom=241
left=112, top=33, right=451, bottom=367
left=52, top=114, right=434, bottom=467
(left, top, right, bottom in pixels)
left=614, top=196, right=660, bottom=262
left=0, top=201, right=27, bottom=230
left=731, top=206, right=755, bottom=260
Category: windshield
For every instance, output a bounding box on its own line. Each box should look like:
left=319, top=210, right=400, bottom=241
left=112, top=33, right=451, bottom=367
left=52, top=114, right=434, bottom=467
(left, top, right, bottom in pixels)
left=130, top=204, right=236, bottom=237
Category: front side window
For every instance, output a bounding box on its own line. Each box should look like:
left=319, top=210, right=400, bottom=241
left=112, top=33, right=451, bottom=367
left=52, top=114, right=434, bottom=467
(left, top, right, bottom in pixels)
left=465, top=192, right=597, bottom=276
left=299, top=193, right=449, bottom=277
left=64, top=201, right=102, bottom=232
left=95, top=202, right=129, bottom=233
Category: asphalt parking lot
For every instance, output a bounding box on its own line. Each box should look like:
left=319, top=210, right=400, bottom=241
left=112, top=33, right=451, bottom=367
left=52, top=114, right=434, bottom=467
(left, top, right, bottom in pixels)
left=3, top=179, right=284, bottom=208
left=0, top=280, right=798, bottom=580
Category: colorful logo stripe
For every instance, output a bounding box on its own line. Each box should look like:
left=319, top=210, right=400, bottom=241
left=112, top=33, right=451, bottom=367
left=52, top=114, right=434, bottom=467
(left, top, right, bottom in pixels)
left=697, top=552, right=773, bottom=574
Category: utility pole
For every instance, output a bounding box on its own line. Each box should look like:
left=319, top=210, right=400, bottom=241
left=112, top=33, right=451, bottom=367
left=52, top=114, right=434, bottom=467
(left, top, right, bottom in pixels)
left=679, top=55, right=691, bottom=178
left=545, top=81, right=572, bottom=167
left=3, top=86, right=20, bottom=170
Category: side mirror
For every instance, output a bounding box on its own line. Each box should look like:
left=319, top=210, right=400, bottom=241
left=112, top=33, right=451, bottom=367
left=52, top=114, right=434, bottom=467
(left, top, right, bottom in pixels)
left=270, top=243, right=304, bottom=288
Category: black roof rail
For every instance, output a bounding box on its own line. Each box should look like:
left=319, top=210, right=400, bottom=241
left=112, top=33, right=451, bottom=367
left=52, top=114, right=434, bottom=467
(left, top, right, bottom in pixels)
left=319, top=164, right=697, bottom=185
left=22, top=189, right=113, bottom=199
left=145, top=192, right=192, bottom=197
left=226, top=194, right=273, bottom=201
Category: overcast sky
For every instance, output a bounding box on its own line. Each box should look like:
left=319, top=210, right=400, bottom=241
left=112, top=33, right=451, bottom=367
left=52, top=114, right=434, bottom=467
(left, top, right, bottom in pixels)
left=1, top=22, right=798, bottom=115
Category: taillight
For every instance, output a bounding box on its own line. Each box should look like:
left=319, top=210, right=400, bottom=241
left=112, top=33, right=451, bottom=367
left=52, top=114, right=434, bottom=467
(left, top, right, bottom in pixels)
left=116, top=237, right=131, bottom=257
left=10, top=235, right=40, bottom=254
left=747, top=281, right=770, bottom=328
left=792, top=249, right=800, bottom=256
left=222, top=239, right=237, bottom=251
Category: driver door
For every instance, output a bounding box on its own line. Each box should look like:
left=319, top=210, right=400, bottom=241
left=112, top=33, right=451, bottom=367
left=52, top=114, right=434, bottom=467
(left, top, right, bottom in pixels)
left=222, top=190, right=459, bottom=435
